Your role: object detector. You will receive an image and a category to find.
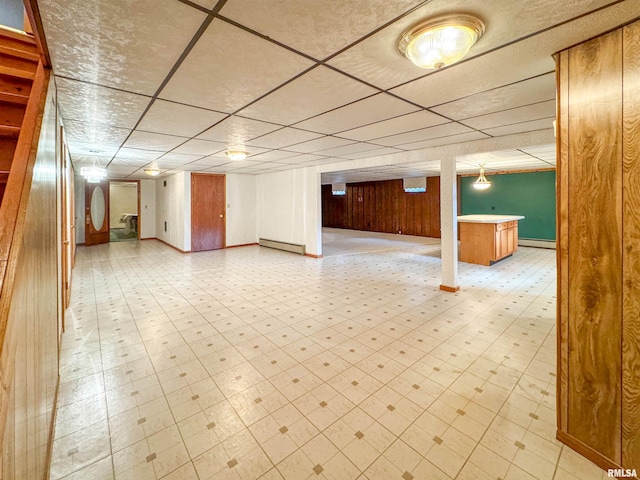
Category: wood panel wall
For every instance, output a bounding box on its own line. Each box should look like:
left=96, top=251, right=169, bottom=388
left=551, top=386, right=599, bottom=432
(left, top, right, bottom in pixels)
left=0, top=70, right=59, bottom=480
left=322, top=177, right=441, bottom=238
left=556, top=19, right=640, bottom=472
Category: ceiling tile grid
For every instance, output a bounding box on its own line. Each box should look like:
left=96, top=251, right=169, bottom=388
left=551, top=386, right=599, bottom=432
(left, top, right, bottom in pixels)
left=38, top=0, right=639, bottom=181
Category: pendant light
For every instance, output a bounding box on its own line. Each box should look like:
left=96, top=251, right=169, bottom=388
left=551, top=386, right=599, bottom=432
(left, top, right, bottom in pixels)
left=473, top=164, right=491, bottom=190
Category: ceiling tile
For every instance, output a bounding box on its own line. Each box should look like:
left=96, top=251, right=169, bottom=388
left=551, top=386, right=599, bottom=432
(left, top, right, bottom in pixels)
left=520, top=144, right=556, bottom=162
left=373, top=122, right=473, bottom=147
left=286, top=136, right=355, bottom=154
left=160, top=19, right=314, bottom=112
left=70, top=154, right=112, bottom=167
left=137, top=100, right=228, bottom=137
left=155, top=152, right=204, bottom=163
left=114, top=148, right=164, bottom=162
left=190, top=0, right=218, bottom=9
left=317, top=143, right=382, bottom=157
left=172, top=139, right=227, bottom=156
left=479, top=118, right=555, bottom=137
left=247, top=150, right=300, bottom=162
left=338, top=111, right=449, bottom=142
left=294, top=93, right=419, bottom=134
left=276, top=154, right=328, bottom=164
left=389, top=1, right=639, bottom=108
left=56, top=77, right=150, bottom=129
left=397, top=131, right=490, bottom=150
left=124, top=131, right=189, bottom=151
left=240, top=66, right=378, bottom=124
left=41, top=0, right=206, bottom=95
left=197, top=116, right=282, bottom=144
left=68, top=144, right=119, bottom=161
left=188, top=157, right=232, bottom=168
left=462, top=100, right=556, bottom=130
left=63, top=120, right=131, bottom=146
left=341, top=147, right=406, bottom=160
left=431, top=74, right=556, bottom=120
left=327, top=0, right=621, bottom=90
left=219, top=0, right=424, bottom=59
left=246, top=128, right=323, bottom=149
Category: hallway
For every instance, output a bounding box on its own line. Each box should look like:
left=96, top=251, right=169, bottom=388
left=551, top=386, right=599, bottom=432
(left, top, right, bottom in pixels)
left=49, top=240, right=603, bottom=480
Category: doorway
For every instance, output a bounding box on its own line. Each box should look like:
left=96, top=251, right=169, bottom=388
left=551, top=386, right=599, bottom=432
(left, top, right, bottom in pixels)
left=191, top=173, right=225, bottom=252
left=109, top=180, right=139, bottom=242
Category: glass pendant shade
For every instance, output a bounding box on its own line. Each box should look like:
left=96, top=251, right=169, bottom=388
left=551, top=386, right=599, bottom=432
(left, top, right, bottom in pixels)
left=80, top=166, right=107, bottom=183
left=399, top=14, right=484, bottom=70
left=473, top=165, right=491, bottom=190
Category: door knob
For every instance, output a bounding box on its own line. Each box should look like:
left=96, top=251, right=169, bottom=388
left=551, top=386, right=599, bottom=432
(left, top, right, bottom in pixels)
left=220, top=214, right=224, bottom=218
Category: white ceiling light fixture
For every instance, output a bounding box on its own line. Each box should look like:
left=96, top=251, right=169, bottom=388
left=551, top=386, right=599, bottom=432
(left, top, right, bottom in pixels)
left=144, top=168, right=160, bottom=176
left=473, top=164, right=491, bottom=190
left=80, top=166, right=107, bottom=183
left=399, top=14, right=485, bottom=70
left=226, top=150, right=248, bottom=161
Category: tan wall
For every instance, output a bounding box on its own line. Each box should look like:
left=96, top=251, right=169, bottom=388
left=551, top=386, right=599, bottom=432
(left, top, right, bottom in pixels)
left=109, top=182, right=137, bottom=228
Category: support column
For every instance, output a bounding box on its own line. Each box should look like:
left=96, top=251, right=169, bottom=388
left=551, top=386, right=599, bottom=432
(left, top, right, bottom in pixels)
left=440, top=155, right=459, bottom=292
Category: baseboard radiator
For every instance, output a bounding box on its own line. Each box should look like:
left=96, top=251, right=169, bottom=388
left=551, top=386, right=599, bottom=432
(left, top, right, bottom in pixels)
left=259, top=238, right=306, bottom=255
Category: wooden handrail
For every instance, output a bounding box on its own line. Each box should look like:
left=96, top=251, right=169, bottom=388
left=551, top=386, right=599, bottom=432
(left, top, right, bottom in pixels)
left=0, top=60, right=50, bottom=355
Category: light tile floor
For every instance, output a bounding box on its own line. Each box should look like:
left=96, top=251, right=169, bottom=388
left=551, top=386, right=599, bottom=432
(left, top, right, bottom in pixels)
left=49, top=234, right=608, bottom=480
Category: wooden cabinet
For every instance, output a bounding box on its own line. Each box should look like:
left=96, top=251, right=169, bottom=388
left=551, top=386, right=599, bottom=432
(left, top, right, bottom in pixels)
left=459, top=216, right=522, bottom=266
left=556, top=19, right=640, bottom=473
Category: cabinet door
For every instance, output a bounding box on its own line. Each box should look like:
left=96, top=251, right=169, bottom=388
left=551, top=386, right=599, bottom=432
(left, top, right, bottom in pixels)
left=507, top=226, right=515, bottom=253
left=500, top=229, right=509, bottom=258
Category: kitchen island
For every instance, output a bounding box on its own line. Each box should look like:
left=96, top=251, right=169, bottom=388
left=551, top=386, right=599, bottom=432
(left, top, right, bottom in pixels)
left=458, top=214, right=525, bottom=266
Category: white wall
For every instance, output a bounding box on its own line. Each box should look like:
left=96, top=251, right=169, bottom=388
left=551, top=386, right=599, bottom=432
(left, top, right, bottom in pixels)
left=226, top=174, right=257, bottom=246
left=155, top=171, right=191, bottom=251
left=139, top=179, right=156, bottom=239
left=256, top=167, right=321, bottom=256
left=74, top=175, right=85, bottom=244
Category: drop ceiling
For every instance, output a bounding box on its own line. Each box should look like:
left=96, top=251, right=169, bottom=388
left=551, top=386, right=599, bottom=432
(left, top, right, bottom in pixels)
left=38, top=0, right=639, bottom=181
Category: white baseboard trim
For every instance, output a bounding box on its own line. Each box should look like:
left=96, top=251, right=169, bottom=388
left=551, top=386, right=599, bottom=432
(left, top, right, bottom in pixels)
left=518, top=239, right=556, bottom=249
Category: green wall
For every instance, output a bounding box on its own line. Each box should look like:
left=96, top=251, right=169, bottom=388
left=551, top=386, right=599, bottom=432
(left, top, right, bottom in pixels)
left=460, top=170, right=556, bottom=241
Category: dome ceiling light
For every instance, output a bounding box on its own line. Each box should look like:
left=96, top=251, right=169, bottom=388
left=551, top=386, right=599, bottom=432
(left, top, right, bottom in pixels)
left=144, top=168, right=160, bottom=177
left=226, top=150, right=248, bottom=161
left=398, top=14, right=485, bottom=70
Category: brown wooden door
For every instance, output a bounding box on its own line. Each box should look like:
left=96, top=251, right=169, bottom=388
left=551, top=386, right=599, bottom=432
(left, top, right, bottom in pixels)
left=85, top=180, right=109, bottom=246
left=191, top=173, right=225, bottom=252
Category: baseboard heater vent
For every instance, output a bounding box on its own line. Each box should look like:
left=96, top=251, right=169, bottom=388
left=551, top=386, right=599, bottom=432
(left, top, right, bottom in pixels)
left=259, top=238, right=306, bottom=255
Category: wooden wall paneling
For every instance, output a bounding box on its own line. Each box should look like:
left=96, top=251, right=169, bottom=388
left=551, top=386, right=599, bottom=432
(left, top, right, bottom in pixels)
left=395, top=180, right=404, bottom=234
left=320, top=177, right=441, bottom=238
left=622, top=20, right=640, bottom=470
left=414, top=191, right=422, bottom=236
left=347, top=185, right=353, bottom=228
left=371, top=183, right=379, bottom=232
left=556, top=49, right=570, bottom=434
left=429, top=177, right=440, bottom=238
left=566, top=30, right=623, bottom=463
left=355, top=185, right=364, bottom=230
left=364, top=184, right=372, bottom=230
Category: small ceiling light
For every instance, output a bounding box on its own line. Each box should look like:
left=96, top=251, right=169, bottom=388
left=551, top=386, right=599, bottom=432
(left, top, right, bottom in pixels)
left=226, top=150, right=248, bottom=161
left=473, top=164, right=491, bottom=190
left=144, top=168, right=160, bottom=177
left=80, top=166, right=107, bottom=183
left=399, top=14, right=484, bottom=69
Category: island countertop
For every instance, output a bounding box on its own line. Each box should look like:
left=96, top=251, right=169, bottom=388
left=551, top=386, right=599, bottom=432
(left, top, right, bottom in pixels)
left=457, top=214, right=525, bottom=224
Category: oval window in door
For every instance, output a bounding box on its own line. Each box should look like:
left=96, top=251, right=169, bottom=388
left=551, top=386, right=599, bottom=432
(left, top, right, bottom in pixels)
left=90, top=185, right=105, bottom=231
